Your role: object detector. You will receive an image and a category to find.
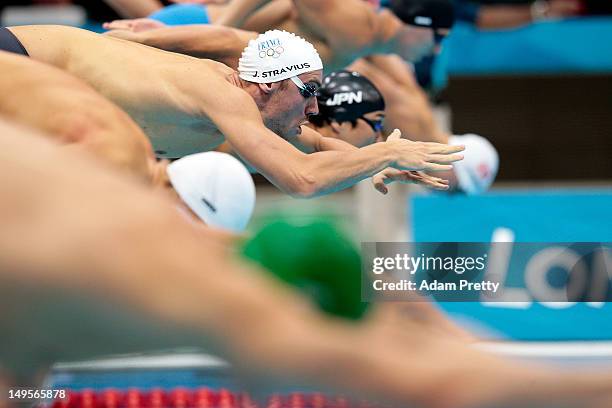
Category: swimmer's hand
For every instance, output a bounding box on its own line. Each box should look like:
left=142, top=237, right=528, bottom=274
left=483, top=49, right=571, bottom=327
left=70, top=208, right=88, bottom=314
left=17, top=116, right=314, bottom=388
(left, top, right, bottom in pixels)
left=103, top=29, right=144, bottom=44
left=372, top=168, right=449, bottom=194
left=103, top=18, right=166, bottom=33
left=385, top=129, right=464, bottom=172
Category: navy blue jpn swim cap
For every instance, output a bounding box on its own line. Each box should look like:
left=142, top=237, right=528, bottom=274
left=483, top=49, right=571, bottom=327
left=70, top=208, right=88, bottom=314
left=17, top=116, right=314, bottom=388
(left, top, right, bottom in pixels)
left=390, top=0, right=455, bottom=30
left=313, top=71, right=385, bottom=124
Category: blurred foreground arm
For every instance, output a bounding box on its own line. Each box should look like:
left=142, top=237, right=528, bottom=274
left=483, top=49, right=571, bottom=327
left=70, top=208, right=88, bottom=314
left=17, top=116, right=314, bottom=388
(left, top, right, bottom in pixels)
left=104, top=24, right=255, bottom=68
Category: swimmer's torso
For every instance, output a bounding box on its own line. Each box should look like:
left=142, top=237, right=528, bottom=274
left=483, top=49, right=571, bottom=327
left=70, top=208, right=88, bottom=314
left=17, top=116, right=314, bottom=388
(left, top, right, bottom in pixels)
left=9, top=25, right=228, bottom=158
left=0, top=49, right=155, bottom=179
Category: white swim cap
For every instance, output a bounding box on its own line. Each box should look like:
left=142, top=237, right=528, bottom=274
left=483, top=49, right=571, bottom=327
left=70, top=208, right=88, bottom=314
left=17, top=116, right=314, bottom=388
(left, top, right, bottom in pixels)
left=167, top=152, right=255, bottom=232
left=448, top=134, right=499, bottom=195
left=238, top=30, right=323, bottom=83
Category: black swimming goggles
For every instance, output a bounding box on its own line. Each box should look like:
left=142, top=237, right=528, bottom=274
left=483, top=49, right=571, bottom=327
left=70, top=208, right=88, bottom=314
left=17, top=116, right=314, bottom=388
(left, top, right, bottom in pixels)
left=290, top=76, right=320, bottom=98
left=360, top=116, right=385, bottom=133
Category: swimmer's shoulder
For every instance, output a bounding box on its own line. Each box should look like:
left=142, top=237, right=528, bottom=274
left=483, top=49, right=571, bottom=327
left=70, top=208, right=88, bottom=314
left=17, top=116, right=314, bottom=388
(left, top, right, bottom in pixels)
left=199, top=58, right=236, bottom=76
left=157, top=51, right=234, bottom=77
left=174, top=57, right=239, bottom=92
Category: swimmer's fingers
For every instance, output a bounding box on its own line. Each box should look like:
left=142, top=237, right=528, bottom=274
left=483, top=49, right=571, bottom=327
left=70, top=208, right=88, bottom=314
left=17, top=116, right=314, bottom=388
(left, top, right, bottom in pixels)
left=426, top=153, right=464, bottom=165
left=386, top=137, right=462, bottom=171
left=385, top=128, right=402, bottom=142
left=423, top=162, right=454, bottom=172
left=372, top=169, right=448, bottom=194
left=103, top=18, right=165, bottom=33
left=372, top=170, right=392, bottom=195
left=384, top=133, right=463, bottom=156
left=425, top=143, right=465, bottom=154
left=408, top=171, right=449, bottom=190
left=102, top=19, right=135, bottom=31
left=392, top=170, right=449, bottom=190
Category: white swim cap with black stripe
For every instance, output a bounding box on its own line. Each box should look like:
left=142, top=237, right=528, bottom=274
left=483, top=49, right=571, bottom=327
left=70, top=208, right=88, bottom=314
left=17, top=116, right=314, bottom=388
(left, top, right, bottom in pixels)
left=238, top=30, right=323, bottom=83
left=167, top=152, right=255, bottom=232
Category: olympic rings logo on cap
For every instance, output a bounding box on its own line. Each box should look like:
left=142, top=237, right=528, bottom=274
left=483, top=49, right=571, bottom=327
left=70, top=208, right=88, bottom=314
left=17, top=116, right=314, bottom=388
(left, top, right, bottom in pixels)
left=259, top=46, right=284, bottom=59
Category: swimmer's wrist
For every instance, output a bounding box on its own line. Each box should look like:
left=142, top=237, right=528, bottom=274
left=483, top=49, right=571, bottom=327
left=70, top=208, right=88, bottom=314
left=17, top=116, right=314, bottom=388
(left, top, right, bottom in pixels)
left=380, top=139, right=403, bottom=169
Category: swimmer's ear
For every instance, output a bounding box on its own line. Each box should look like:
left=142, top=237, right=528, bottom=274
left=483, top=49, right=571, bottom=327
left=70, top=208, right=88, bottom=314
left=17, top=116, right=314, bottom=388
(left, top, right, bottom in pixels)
left=150, top=159, right=171, bottom=188
left=329, top=121, right=344, bottom=135
left=257, top=82, right=281, bottom=95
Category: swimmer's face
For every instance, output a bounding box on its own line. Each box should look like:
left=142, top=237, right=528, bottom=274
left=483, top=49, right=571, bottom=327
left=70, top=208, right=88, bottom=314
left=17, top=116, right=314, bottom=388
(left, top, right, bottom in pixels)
left=331, top=111, right=386, bottom=148
left=263, top=70, right=322, bottom=140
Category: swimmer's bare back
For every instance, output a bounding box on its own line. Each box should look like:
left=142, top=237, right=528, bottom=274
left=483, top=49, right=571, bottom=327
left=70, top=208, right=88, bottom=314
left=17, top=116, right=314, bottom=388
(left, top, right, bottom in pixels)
left=9, top=25, right=232, bottom=158
left=0, top=50, right=154, bottom=179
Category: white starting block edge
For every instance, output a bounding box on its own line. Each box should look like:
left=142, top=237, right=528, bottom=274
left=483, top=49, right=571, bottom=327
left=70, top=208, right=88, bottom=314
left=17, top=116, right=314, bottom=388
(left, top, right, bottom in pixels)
left=51, top=342, right=612, bottom=373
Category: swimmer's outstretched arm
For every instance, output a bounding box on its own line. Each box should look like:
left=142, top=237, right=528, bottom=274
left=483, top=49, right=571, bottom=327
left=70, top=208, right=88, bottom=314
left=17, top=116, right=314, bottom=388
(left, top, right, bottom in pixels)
left=104, top=24, right=255, bottom=68
left=2, top=119, right=612, bottom=408
left=298, top=126, right=450, bottom=191
left=296, top=126, right=359, bottom=153
left=205, top=88, right=463, bottom=197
